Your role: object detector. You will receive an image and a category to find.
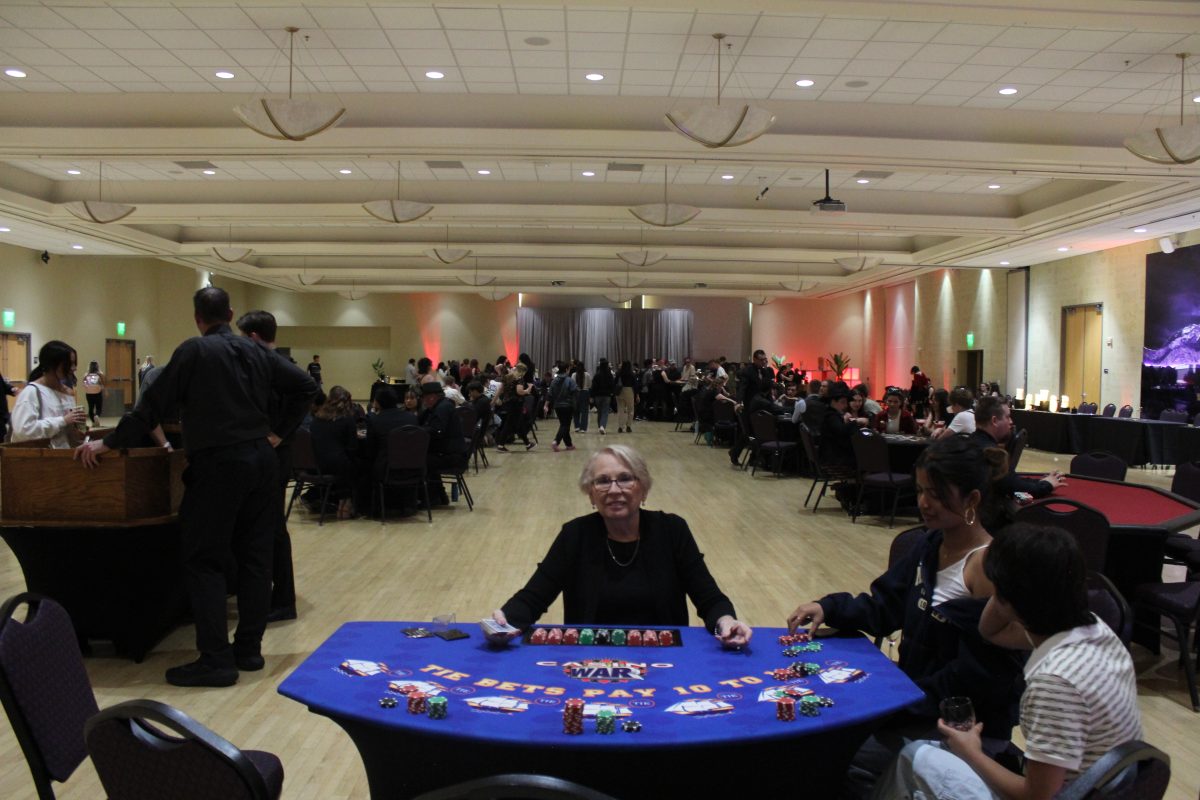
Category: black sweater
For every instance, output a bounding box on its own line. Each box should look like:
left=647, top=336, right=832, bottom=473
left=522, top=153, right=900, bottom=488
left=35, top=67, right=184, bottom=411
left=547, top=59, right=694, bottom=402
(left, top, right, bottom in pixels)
left=818, top=529, right=1025, bottom=739
left=501, top=510, right=736, bottom=632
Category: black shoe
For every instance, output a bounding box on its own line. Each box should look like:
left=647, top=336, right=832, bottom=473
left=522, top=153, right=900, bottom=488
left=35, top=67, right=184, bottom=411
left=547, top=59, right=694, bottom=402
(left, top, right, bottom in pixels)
left=525, top=441, right=537, bottom=450
left=235, top=653, right=266, bottom=671
left=165, top=659, right=238, bottom=687
left=266, top=605, right=297, bottom=624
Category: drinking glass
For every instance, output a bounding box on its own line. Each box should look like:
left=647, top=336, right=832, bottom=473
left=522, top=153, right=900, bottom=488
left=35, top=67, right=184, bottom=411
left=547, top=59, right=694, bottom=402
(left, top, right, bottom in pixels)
left=939, top=696, right=975, bottom=732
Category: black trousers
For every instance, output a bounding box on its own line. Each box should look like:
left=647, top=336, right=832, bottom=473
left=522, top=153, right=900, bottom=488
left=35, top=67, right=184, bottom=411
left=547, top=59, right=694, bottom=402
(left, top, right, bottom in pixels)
left=271, top=442, right=295, bottom=610
left=553, top=406, right=574, bottom=446
left=85, top=392, right=102, bottom=420
left=178, top=439, right=277, bottom=667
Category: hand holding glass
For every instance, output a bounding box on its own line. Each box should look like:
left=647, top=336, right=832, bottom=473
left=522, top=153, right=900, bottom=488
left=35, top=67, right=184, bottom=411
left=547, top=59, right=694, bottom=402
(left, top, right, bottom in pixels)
left=939, top=696, right=975, bottom=732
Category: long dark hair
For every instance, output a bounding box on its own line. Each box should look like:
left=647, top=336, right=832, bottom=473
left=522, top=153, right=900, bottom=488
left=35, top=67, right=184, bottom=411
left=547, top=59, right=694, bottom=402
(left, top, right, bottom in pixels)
left=915, top=434, right=1007, bottom=518
left=985, top=523, right=1092, bottom=636
left=618, top=360, right=634, bottom=382
left=87, top=361, right=100, bottom=373
left=29, top=340, right=76, bottom=382
left=315, top=385, right=355, bottom=420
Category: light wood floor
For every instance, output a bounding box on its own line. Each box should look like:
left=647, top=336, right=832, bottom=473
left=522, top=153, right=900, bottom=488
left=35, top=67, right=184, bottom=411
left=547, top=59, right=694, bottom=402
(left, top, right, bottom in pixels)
left=0, top=422, right=1197, bottom=799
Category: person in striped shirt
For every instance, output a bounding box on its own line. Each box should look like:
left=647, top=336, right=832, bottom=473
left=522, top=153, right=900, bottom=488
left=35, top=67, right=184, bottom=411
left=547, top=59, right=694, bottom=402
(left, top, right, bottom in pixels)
left=873, top=523, right=1143, bottom=800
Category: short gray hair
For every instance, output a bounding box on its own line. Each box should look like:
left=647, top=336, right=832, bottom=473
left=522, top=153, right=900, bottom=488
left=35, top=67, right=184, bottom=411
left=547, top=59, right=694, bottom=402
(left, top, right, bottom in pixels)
left=578, top=445, right=652, bottom=495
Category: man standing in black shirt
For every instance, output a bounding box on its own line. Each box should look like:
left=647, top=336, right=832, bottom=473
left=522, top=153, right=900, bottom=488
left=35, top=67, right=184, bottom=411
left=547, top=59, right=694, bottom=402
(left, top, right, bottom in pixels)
left=307, top=354, right=322, bottom=388
left=76, top=288, right=315, bottom=687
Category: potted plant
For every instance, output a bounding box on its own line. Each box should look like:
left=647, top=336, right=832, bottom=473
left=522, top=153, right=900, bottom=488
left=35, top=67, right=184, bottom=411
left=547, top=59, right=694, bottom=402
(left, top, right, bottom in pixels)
left=827, top=352, right=851, bottom=381
left=371, top=358, right=387, bottom=382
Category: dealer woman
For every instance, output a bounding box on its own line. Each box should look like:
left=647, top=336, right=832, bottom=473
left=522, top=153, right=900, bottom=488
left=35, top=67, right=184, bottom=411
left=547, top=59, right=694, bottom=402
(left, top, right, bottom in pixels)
left=488, top=444, right=751, bottom=647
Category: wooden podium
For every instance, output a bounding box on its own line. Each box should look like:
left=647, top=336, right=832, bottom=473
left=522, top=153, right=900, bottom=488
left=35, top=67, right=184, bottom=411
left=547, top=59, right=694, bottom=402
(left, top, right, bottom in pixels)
left=0, top=435, right=189, bottom=660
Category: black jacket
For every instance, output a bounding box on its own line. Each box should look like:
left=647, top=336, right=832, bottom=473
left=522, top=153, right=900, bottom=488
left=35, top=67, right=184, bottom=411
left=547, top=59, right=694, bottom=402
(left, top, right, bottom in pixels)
left=970, top=429, right=1052, bottom=498
left=365, top=407, right=419, bottom=471
left=501, top=510, right=736, bottom=632
left=818, top=529, right=1025, bottom=739
left=418, top=396, right=467, bottom=456
left=590, top=368, right=615, bottom=396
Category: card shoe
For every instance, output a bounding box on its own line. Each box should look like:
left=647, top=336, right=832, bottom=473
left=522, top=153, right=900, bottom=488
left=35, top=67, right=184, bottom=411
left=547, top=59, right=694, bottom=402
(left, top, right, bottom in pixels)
left=165, top=659, right=238, bottom=687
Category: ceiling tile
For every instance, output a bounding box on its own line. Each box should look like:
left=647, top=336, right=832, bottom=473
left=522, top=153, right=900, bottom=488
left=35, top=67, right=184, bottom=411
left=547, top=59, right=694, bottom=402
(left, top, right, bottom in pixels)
left=1074, top=52, right=1148, bottom=71
left=1000, top=66, right=1064, bottom=83
left=872, top=21, right=944, bottom=43
left=894, top=61, right=957, bottom=80
left=1051, top=70, right=1119, bottom=87
left=813, top=18, right=884, bottom=41
left=503, top=8, right=565, bottom=31
left=929, top=79, right=989, bottom=95
left=363, top=80, right=416, bottom=92
left=437, top=7, right=503, bottom=30
left=160, top=81, right=213, bottom=92
left=840, top=59, right=903, bottom=77
left=112, top=82, right=165, bottom=92
left=910, top=43, right=976, bottom=63
left=948, top=64, right=1009, bottom=81
left=567, top=9, right=630, bottom=33
left=448, top=30, right=510, bottom=50
left=179, top=7, right=257, bottom=29
left=878, top=77, right=938, bottom=93
left=88, top=30, right=161, bottom=49
left=1055, top=100, right=1111, bottom=113
left=455, top=50, right=513, bottom=67
left=148, top=29, right=217, bottom=50
left=629, top=11, right=693, bottom=35
left=1026, top=84, right=1085, bottom=101
left=755, top=15, right=820, bottom=39
left=241, top=8, right=319, bottom=30
left=19, top=80, right=75, bottom=91
left=1100, top=72, right=1164, bottom=89
left=987, top=27, right=1068, bottom=49
left=1099, top=103, right=1155, bottom=114
left=693, top=12, right=756, bottom=37
left=515, top=66, right=564, bottom=83
left=226, top=49, right=279, bottom=67
left=521, top=83, right=569, bottom=94
left=354, top=66, right=408, bottom=82
left=462, top=66, right=514, bottom=82
left=733, top=73, right=782, bottom=89
left=63, top=49, right=133, bottom=66
left=327, top=29, right=392, bottom=50
left=36, top=65, right=102, bottom=82
left=685, top=33, right=744, bottom=55
left=136, top=66, right=205, bottom=82
left=733, top=55, right=792, bottom=72
left=388, top=29, right=450, bottom=50
left=789, top=57, right=849, bottom=76
left=1129, top=53, right=1188, bottom=73
left=116, top=49, right=186, bottom=67
left=29, top=29, right=101, bottom=49
left=1021, top=50, right=1090, bottom=69
left=1011, top=99, right=1065, bottom=111
left=1049, top=29, right=1127, bottom=52
left=512, top=50, right=568, bottom=68
left=857, top=41, right=923, bottom=60
left=467, top=82, right=517, bottom=94
left=568, top=51, right=623, bottom=69
left=372, top=6, right=442, bottom=29
left=2, top=47, right=75, bottom=66
left=742, top=37, right=803, bottom=57
left=54, top=6, right=134, bottom=29
left=87, top=65, right=152, bottom=82
left=568, top=82, right=618, bottom=95
left=969, top=47, right=1036, bottom=67
left=621, top=69, right=674, bottom=86
left=820, top=89, right=875, bottom=103
left=343, top=49, right=402, bottom=67
left=1073, top=86, right=1136, bottom=103
left=913, top=94, right=965, bottom=106
left=406, top=66, right=460, bottom=82
left=867, top=92, right=922, bottom=104
left=507, top=31, right=566, bottom=51
left=567, top=32, right=627, bottom=51
left=308, top=7, right=381, bottom=29
left=961, top=96, right=1018, bottom=108
left=298, top=65, right=361, bottom=83
left=931, top=24, right=1003, bottom=46
left=416, top=79, right=467, bottom=92
left=0, top=6, right=73, bottom=28
left=626, top=33, right=684, bottom=53
left=799, top=39, right=864, bottom=59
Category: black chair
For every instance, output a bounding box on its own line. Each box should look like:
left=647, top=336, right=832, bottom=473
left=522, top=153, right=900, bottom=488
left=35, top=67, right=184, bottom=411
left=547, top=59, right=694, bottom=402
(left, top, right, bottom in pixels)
left=1070, top=451, right=1128, bottom=482
left=1006, top=428, right=1028, bottom=472
left=873, top=527, right=927, bottom=648
left=85, top=699, right=284, bottom=800
left=711, top=400, right=738, bottom=446
left=414, top=773, right=618, bottom=800
left=799, top=424, right=857, bottom=513
left=1133, top=580, right=1200, bottom=711
left=1079, top=402, right=1098, bottom=415
left=1055, top=740, right=1170, bottom=800
left=1165, top=462, right=1200, bottom=572
left=1159, top=408, right=1188, bottom=423
left=736, top=407, right=758, bottom=469
left=1102, top=403, right=1117, bottom=417
left=1015, top=498, right=1111, bottom=573
left=285, top=427, right=339, bottom=526
left=0, top=593, right=98, bottom=800
left=850, top=428, right=916, bottom=528
left=749, top=410, right=797, bottom=477
left=692, top=394, right=711, bottom=445
left=1118, top=405, right=1134, bottom=418
left=1088, top=571, right=1133, bottom=647
left=378, top=425, right=432, bottom=523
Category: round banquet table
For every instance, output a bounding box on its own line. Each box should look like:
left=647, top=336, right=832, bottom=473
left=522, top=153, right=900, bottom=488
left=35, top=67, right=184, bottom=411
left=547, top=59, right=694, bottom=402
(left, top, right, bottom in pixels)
left=278, top=622, right=924, bottom=798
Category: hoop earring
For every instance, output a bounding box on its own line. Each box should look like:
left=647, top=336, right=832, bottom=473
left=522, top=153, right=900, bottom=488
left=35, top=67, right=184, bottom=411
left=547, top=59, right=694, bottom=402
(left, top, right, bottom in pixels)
left=964, top=507, right=976, bottom=526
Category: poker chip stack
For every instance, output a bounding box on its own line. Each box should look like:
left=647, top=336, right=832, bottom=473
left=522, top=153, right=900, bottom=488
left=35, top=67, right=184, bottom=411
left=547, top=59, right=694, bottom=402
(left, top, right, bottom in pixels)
left=799, top=696, right=820, bottom=717
left=563, top=698, right=585, bottom=735
left=595, top=708, right=616, bottom=734
left=529, top=628, right=548, bottom=644
left=427, top=695, right=448, bottom=719
left=611, top=628, right=627, bottom=646
left=771, top=668, right=792, bottom=681
left=789, top=661, right=821, bottom=677
left=783, top=642, right=823, bottom=657
left=626, top=629, right=643, bottom=646
left=579, top=628, right=595, bottom=645
left=776, top=696, right=796, bottom=721
left=778, top=631, right=812, bottom=646
left=563, top=628, right=580, bottom=645
left=642, top=630, right=659, bottom=646
left=407, top=692, right=428, bottom=714
left=658, top=630, right=674, bottom=646
left=621, top=719, right=642, bottom=733
left=594, top=628, right=610, bottom=645
left=547, top=628, right=563, bottom=645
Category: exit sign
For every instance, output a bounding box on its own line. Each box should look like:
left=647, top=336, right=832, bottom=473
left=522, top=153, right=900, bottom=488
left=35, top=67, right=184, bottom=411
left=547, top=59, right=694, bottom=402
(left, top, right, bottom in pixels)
left=965, top=331, right=975, bottom=349
left=116, top=321, right=126, bottom=336
left=1, top=309, right=13, bottom=328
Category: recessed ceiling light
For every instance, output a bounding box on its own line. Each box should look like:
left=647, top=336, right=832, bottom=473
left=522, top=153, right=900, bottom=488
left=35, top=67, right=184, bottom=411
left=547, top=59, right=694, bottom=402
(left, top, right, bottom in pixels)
left=856, top=178, right=870, bottom=184
left=71, top=244, right=83, bottom=250
left=202, top=169, right=216, bottom=175
left=795, top=79, right=814, bottom=87
left=67, top=169, right=81, bottom=175
left=0, top=227, right=10, bottom=233
left=1193, top=95, right=1200, bottom=103
left=998, top=87, right=1018, bottom=95
left=524, top=36, right=551, bottom=47
left=1057, top=246, right=1071, bottom=252
left=721, top=174, right=734, bottom=180
left=477, top=169, right=491, bottom=175
left=5, top=68, right=26, bottom=78
left=1133, top=227, right=1148, bottom=233
left=214, top=71, right=235, bottom=79
left=339, top=168, right=352, bottom=174
left=987, top=184, right=1001, bottom=189
left=585, top=73, right=604, bottom=82
left=581, top=170, right=595, bottom=177
left=845, top=79, right=869, bottom=88
left=999, top=261, right=1010, bottom=265
left=425, top=71, right=444, bottom=79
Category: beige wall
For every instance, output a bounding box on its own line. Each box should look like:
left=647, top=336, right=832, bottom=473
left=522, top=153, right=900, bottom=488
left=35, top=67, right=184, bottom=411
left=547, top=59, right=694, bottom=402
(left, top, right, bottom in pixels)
left=912, top=268, right=1007, bottom=393
left=750, top=292, right=869, bottom=383
left=1026, top=230, right=1200, bottom=410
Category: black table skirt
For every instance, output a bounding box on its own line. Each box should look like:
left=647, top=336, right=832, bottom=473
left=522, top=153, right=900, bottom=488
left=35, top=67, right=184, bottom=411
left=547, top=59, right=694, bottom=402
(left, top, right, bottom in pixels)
left=1010, top=410, right=1200, bottom=466
left=0, top=521, right=188, bottom=661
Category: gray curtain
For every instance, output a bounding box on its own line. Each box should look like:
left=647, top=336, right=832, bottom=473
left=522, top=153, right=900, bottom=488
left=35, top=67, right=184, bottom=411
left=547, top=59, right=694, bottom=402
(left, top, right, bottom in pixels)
left=517, top=307, right=693, bottom=373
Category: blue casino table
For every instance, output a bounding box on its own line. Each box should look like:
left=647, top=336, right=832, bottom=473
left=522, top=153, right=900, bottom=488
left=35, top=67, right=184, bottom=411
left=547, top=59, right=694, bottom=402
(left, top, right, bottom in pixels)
left=278, top=621, right=924, bottom=798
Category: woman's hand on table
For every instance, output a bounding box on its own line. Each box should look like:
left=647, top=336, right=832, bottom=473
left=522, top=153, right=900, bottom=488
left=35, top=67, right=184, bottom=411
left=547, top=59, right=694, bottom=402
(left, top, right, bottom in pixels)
left=786, top=602, right=824, bottom=634
left=485, top=610, right=522, bottom=645
left=713, top=616, right=752, bottom=648
left=74, top=438, right=110, bottom=468
left=1041, top=470, right=1067, bottom=489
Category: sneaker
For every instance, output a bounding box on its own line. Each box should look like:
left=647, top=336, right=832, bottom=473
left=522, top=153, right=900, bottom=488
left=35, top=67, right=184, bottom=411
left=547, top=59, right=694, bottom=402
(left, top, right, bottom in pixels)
left=566, top=445, right=576, bottom=451
left=599, top=428, right=606, bottom=435
left=165, top=659, right=238, bottom=687
left=526, top=441, right=537, bottom=451
left=496, top=445, right=509, bottom=452
left=552, top=443, right=560, bottom=452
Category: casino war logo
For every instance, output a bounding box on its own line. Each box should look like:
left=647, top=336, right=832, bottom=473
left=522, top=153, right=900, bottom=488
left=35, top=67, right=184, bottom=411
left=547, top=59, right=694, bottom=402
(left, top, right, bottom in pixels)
left=562, top=658, right=647, bottom=683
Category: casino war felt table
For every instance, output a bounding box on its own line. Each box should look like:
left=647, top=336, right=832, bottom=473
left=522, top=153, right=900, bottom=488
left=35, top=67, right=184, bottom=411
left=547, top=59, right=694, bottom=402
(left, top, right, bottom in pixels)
left=278, top=621, right=924, bottom=798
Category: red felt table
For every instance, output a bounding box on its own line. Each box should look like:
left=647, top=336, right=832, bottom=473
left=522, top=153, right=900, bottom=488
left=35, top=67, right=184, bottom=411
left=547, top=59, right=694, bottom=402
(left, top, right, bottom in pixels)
left=1043, top=475, right=1200, bottom=529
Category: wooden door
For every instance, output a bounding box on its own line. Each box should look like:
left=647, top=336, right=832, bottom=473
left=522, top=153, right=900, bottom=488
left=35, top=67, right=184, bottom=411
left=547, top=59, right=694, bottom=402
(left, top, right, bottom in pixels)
left=1, top=332, right=30, bottom=413
left=1061, top=305, right=1103, bottom=406
left=105, top=339, right=136, bottom=409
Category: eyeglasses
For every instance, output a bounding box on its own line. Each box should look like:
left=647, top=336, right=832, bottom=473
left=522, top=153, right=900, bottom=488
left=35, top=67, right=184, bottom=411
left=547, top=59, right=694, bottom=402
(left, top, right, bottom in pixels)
left=591, top=473, right=638, bottom=490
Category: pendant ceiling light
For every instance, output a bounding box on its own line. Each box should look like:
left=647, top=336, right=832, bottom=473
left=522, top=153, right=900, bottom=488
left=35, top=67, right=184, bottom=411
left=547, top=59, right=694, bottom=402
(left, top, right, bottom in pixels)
left=835, top=232, right=884, bottom=272
left=456, top=257, right=497, bottom=287
left=338, top=280, right=366, bottom=301
left=665, top=33, right=776, bottom=148
left=604, top=291, right=633, bottom=304
left=425, top=224, right=471, bottom=264
left=750, top=295, right=773, bottom=305
left=617, top=226, right=667, bottom=267
left=363, top=161, right=434, bottom=223
left=1125, top=53, right=1199, bottom=165
left=629, top=166, right=700, bottom=227
left=234, top=27, right=346, bottom=141
left=479, top=290, right=511, bottom=301
left=211, top=224, right=253, bottom=263
left=609, top=248, right=645, bottom=290
left=64, top=162, right=135, bottom=223
left=779, top=260, right=816, bottom=294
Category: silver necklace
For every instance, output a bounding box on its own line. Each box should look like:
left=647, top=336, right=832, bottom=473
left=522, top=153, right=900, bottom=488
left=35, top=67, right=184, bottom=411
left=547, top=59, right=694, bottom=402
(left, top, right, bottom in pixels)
left=606, top=537, right=640, bottom=567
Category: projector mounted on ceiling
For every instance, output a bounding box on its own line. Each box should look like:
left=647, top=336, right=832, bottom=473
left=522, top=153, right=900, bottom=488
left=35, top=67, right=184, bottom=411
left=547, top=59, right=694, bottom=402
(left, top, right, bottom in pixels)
left=812, top=169, right=847, bottom=214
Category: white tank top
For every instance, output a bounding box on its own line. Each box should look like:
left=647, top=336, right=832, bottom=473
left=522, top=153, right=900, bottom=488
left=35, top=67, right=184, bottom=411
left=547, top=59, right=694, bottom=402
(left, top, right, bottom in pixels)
left=932, top=544, right=989, bottom=605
